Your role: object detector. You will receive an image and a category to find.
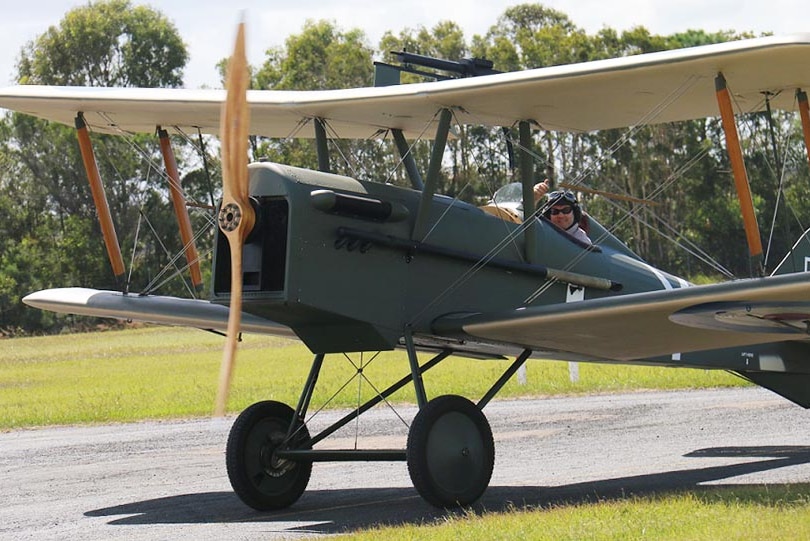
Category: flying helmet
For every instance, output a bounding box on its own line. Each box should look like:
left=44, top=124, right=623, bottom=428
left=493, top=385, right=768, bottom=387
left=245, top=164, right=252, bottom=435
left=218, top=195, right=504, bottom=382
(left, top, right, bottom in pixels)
left=544, top=189, right=582, bottom=223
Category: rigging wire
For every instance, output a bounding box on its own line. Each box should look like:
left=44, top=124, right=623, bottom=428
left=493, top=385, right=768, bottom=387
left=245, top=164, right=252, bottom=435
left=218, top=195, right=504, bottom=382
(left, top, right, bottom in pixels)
left=764, top=126, right=795, bottom=268
left=756, top=93, right=799, bottom=268
left=126, top=211, right=143, bottom=294
left=383, top=114, right=437, bottom=185
left=320, top=119, right=360, bottom=178
left=94, top=135, right=191, bottom=295
left=140, top=215, right=215, bottom=295
left=415, top=72, right=740, bottom=307
left=170, top=125, right=219, bottom=209
left=94, top=115, right=219, bottom=294
left=405, top=109, right=677, bottom=321
left=134, top=208, right=198, bottom=298
left=100, top=119, right=217, bottom=223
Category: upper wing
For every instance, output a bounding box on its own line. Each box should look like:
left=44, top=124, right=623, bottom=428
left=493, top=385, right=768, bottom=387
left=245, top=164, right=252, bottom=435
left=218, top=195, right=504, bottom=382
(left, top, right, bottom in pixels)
left=432, top=271, right=810, bottom=362
left=1, top=34, right=810, bottom=138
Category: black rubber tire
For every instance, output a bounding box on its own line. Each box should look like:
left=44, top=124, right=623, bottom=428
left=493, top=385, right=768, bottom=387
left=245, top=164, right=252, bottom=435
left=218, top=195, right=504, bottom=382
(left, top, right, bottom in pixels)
left=406, top=395, right=494, bottom=508
left=226, top=400, right=312, bottom=511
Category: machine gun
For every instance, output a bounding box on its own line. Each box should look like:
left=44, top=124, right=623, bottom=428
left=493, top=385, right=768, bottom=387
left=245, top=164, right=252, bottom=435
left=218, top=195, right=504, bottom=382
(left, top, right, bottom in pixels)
left=374, top=50, right=501, bottom=86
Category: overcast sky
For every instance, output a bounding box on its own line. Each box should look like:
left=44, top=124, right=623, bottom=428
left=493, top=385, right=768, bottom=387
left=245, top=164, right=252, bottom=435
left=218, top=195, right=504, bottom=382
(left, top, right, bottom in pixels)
left=1, top=0, right=808, bottom=88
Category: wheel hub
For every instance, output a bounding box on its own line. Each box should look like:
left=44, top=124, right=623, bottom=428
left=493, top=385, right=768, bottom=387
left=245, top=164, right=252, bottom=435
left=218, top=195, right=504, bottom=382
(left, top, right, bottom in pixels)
left=260, top=432, right=294, bottom=477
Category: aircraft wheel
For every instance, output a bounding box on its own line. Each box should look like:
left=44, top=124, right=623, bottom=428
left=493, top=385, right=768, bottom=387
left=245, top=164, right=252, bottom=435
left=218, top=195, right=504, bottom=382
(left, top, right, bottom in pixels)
left=406, top=394, right=494, bottom=507
left=226, top=400, right=312, bottom=511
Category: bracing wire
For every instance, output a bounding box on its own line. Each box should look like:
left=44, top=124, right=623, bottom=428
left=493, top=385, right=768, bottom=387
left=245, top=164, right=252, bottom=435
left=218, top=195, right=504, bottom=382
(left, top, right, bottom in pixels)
left=404, top=72, right=741, bottom=314
left=760, top=94, right=800, bottom=268
left=93, top=115, right=218, bottom=294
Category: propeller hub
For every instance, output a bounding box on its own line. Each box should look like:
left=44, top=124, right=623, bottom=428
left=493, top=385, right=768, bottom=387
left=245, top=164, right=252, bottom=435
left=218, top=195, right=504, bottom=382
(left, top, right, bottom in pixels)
left=218, top=202, right=243, bottom=232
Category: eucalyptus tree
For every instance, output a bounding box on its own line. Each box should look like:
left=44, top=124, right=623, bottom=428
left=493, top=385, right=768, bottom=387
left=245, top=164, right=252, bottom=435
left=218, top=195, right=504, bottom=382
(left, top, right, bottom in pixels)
left=0, top=0, right=190, bottom=333
left=251, top=20, right=402, bottom=185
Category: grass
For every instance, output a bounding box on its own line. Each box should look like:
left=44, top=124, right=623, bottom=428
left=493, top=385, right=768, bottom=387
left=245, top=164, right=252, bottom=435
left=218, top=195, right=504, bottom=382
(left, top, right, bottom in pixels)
left=0, top=325, right=748, bottom=430
left=333, top=486, right=810, bottom=540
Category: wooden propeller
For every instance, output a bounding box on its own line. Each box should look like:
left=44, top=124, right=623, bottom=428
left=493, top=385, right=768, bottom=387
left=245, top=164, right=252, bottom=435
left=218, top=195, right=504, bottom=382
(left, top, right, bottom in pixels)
left=215, top=21, right=254, bottom=416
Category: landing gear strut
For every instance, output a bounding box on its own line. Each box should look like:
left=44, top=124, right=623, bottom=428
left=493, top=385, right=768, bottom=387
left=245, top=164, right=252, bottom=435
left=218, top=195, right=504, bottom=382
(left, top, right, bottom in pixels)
left=225, top=344, right=531, bottom=510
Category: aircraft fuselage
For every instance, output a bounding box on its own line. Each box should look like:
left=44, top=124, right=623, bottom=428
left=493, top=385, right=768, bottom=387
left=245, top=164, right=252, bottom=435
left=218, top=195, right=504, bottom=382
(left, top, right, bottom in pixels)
left=211, top=162, right=688, bottom=354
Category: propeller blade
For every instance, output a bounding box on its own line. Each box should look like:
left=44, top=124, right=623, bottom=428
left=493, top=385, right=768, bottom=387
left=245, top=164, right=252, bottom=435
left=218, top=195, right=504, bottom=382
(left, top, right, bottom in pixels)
left=215, top=21, right=254, bottom=416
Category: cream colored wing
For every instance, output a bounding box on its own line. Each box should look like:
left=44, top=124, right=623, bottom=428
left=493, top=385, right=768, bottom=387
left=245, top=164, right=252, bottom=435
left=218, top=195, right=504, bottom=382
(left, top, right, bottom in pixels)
left=1, top=33, right=810, bottom=138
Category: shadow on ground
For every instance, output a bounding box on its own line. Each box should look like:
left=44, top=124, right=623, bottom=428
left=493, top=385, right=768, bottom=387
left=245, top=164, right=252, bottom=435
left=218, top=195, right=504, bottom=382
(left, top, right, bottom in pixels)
left=85, top=445, right=810, bottom=535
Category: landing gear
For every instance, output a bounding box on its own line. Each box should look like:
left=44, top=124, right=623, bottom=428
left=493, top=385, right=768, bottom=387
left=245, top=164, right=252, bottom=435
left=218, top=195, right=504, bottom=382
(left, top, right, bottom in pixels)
left=406, top=395, right=494, bottom=507
left=225, top=347, right=531, bottom=511
left=226, top=400, right=312, bottom=511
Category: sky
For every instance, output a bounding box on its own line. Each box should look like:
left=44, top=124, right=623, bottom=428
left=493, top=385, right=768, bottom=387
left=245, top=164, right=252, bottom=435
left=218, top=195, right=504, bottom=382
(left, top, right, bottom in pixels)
left=1, top=0, right=809, bottom=89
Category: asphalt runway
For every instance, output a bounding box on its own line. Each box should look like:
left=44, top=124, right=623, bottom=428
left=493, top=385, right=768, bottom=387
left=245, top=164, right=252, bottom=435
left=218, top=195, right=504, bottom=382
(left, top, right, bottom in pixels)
left=3, top=387, right=810, bottom=540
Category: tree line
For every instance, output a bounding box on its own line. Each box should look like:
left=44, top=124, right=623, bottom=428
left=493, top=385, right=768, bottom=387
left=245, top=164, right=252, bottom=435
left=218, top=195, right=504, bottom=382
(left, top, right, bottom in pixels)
left=2, top=0, right=809, bottom=335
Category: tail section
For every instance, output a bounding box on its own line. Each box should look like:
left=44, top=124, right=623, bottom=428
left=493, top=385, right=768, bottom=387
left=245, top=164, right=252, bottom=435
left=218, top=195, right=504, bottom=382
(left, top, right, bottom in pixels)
left=771, top=228, right=810, bottom=276
left=665, top=342, right=810, bottom=409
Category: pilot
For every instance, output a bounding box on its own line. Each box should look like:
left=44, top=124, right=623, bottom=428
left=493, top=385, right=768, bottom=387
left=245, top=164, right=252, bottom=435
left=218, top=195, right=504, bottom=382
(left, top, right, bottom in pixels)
left=533, top=180, right=592, bottom=245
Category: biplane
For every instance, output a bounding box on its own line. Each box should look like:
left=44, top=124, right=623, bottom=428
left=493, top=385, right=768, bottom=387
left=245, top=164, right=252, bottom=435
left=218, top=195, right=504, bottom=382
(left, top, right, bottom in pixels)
left=3, top=30, right=810, bottom=511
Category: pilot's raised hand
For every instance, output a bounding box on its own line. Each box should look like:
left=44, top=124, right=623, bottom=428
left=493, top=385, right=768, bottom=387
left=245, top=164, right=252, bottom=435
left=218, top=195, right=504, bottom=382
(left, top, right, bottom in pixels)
left=533, top=179, right=550, bottom=203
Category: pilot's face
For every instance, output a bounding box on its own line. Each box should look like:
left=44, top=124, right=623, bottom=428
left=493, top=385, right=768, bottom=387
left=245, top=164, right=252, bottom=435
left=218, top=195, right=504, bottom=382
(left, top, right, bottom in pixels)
left=550, top=204, right=575, bottom=229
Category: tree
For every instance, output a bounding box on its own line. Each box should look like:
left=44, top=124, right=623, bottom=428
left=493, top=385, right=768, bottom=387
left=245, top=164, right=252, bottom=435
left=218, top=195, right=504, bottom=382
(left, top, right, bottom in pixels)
left=1, top=0, right=195, bottom=334
left=380, top=21, right=494, bottom=198
left=469, top=7, right=774, bottom=277
left=252, top=20, right=399, bottom=183
left=16, top=0, right=186, bottom=87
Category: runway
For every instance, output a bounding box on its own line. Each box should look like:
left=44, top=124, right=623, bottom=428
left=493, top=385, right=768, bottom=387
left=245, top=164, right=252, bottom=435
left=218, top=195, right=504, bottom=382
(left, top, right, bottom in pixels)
left=2, top=387, right=809, bottom=540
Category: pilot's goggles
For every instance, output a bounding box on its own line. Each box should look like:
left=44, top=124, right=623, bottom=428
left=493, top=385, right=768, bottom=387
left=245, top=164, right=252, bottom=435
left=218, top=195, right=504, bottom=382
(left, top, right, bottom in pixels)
left=549, top=207, right=574, bottom=215
left=547, top=190, right=578, bottom=204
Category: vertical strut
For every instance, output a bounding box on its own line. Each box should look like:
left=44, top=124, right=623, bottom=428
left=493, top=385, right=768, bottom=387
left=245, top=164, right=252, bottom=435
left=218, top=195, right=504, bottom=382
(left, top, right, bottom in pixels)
left=519, top=120, right=536, bottom=263
left=797, top=90, right=810, bottom=170
left=412, top=108, right=452, bottom=242
left=74, top=113, right=126, bottom=287
left=158, top=128, right=204, bottom=293
left=314, top=118, right=331, bottom=173
left=404, top=329, right=428, bottom=409
left=715, top=73, right=764, bottom=274
left=392, top=128, right=424, bottom=190
left=296, top=353, right=325, bottom=419
left=762, top=95, right=783, bottom=178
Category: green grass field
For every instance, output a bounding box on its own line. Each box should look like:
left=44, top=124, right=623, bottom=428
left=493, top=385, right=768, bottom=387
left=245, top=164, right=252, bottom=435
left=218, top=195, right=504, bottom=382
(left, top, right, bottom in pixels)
left=0, top=325, right=746, bottom=430
left=333, top=487, right=810, bottom=541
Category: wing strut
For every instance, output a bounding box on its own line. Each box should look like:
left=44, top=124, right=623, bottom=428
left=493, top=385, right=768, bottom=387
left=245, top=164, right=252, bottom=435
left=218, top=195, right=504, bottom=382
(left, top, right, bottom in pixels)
left=715, top=73, right=764, bottom=274
left=519, top=120, right=536, bottom=263
left=314, top=117, right=331, bottom=173
left=74, top=113, right=126, bottom=288
left=157, top=128, right=204, bottom=293
left=412, top=108, right=452, bottom=241
left=392, top=129, right=425, bottom=190
left=797, top=90, right=810, bottom=169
